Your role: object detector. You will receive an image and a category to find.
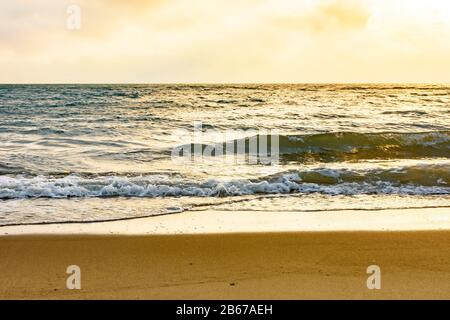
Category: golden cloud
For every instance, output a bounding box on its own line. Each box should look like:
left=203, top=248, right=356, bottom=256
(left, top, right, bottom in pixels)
left=273, top=0, right=370, bottom=33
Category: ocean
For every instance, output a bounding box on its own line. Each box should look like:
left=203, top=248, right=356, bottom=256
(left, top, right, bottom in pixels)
left=0, top=84, right=449, bottom=225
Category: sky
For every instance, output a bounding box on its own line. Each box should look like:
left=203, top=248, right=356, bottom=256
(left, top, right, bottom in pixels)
left=1, top=0, right=450, bottom=83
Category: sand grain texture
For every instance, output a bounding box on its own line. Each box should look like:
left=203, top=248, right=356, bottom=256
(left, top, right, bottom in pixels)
left=1, top=231, right=449, bottom=299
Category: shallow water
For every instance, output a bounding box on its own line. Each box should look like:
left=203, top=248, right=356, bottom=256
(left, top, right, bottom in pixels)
left=0, top=84, right=449, bottom=225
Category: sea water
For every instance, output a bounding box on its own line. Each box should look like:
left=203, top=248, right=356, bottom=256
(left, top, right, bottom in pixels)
left=0, top=84, right=449, bottom=225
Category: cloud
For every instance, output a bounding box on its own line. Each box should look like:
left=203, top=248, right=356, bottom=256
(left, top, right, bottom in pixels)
left=271, top=0, right=370, bottom=33
left=0, top=0, right=165, bottom=51
left=318, top=0, right=369, bottom=30
left=76, top=0, right=165, bottom=37
left=2, top=0, right=450, bottom=83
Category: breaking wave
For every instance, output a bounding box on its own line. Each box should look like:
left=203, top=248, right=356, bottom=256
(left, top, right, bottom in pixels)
left=1, top=164, right=449, bottom=199
left=175, top=131, right=450, bottom=162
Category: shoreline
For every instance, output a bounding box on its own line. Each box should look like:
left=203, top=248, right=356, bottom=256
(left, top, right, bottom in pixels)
left=1, top=207, right=450, bottom=235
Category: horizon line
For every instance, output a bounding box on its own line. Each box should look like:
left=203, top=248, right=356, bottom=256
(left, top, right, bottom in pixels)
left=1, top=82, right=450, bottom=85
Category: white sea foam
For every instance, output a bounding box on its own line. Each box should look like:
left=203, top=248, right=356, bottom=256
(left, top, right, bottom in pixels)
left=1, top=84, right=449, bottom=226
left=0, top=165, right=449, bottom=199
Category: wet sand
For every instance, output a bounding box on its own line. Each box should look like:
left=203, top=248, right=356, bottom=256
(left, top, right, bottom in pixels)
left=1, top=212, right=450, bottom=299
left=2, top=208, right=450, bottom=235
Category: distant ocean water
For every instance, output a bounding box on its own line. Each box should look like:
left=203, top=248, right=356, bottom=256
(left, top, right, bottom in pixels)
left=0, top=84, right=449, bottom=225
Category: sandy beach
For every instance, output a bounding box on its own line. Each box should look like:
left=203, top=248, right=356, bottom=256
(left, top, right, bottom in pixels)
left=1, top=208, right=449, bottom=300
left=3, top=0, right=450, bottom=303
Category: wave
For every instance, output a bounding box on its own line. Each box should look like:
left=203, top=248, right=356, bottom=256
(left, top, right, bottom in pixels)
left=0, top=164, right=25, bottom=175
left=279, top=131, right=450, bottom=161
left=0, top=164, right=449, bottom=199
left=176, top=131, right=450, bottom=162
